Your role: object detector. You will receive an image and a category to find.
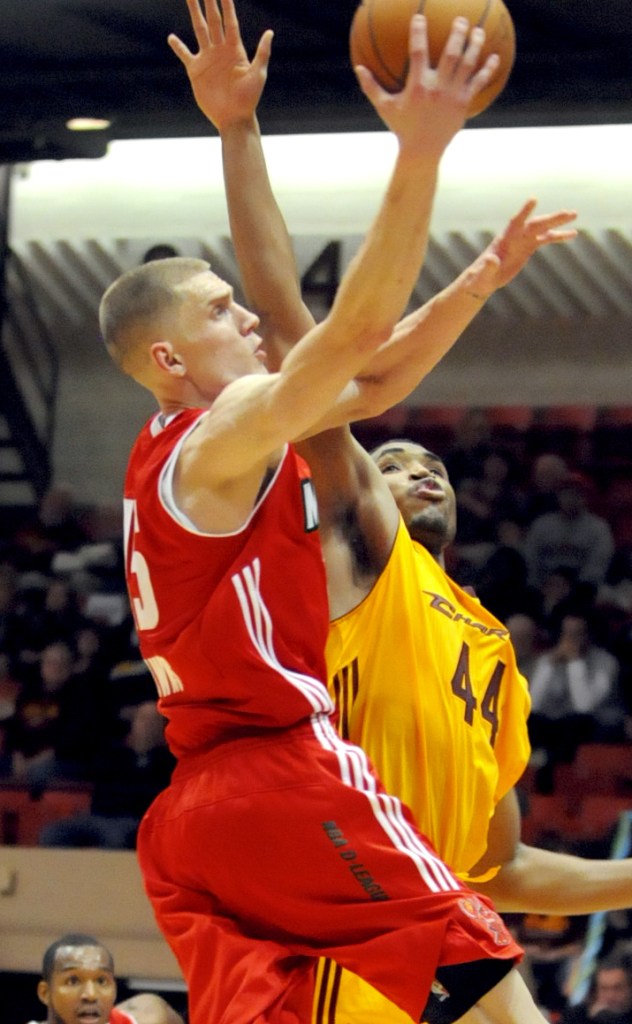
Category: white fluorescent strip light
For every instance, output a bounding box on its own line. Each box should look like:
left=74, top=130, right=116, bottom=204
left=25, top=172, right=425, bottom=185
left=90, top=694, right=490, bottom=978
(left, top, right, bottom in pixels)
left=10, top=123, right=632, bottom=242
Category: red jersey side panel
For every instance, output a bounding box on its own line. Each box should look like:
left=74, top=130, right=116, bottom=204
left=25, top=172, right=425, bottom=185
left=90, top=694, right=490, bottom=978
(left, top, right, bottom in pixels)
left=123, top=410, right=332, bottom=756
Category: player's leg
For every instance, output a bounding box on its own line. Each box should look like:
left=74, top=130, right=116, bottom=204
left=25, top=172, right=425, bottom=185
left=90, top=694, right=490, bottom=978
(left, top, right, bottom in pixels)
left=464, top=970, right=553, bottom=1024
left=139, top=722, right=525, bottom=1023
left=312, top=965, right=548, bottom=1024
left=450, top=1007, right=489, bottom=1024
left=451, top=951, right=543, bottom=1024
left=137, top=833, right=315, bottom=1024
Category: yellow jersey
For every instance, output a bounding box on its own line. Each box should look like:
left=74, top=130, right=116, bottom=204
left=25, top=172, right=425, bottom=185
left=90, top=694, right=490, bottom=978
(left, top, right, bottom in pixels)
left=314, top=517, right=531, bottom=1024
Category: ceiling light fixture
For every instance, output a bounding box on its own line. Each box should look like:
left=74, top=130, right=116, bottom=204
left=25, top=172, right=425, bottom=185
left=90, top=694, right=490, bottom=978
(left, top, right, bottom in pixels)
left=66, top=117, right=111, bottom=132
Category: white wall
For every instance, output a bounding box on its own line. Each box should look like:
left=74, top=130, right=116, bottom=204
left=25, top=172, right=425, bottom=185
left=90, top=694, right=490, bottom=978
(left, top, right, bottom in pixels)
left=0, top=846, right=181, bottom=980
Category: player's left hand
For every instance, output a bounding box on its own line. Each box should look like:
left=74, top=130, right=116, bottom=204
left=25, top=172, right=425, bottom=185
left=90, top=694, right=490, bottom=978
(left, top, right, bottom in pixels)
left=462, top=199, right=578, bottom=299
left=168, top=0, right=273, bottom=132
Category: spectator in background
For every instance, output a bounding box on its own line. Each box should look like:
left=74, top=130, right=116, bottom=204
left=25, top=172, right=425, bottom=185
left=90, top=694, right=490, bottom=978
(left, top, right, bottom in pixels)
left=39, top=702, right=175, bottom=849
left=5, top=574, right=51, bottom=678
left=456, top=451, right=527, bottom=545
left=598, top=546, right=632, bottom=616
left=7, top=636, right=119, bottom=785
left=524, top=473, right=615, bottom=592
left=0, top=563, right=20, bottom=656
left=0, top=650, right=21, bottom=723
left=0, top=718, right=11, bottom=775
left=443, top=407, right=493, bottom=488
left=454, top=472, right=499, bottom=549
left=481, top=451, right=528, bottom=523
left=473, top=536, right=539, bottom=623
left=32, top=577, right=86, bottom=654
left=450, top=451, right=531, bottom=600
left=7, top=575, right=90, bottom=682
left=528, top=610, right=624, bottom=790
left=72, top=623, right=111, bottom=678
left=10, top=484, right=89, bottom=574
left=506, top=612, right=542, bottom=682
left=561, top=948, right=632, bottom=1024
left=539, top=565, right=583, bottom=637
left=523, top=453, right=569, bottom=524
left=596, top=550, right=632, bottom=739
left=7, top=640, right=78, bottom=784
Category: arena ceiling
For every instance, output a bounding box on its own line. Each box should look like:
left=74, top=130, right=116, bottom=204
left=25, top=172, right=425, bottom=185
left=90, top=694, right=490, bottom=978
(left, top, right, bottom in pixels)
left=2, top=0, right=631, bottom=164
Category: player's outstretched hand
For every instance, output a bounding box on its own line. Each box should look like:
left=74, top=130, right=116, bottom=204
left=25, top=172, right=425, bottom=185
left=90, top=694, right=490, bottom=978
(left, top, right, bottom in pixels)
left=168, top=0, right=272, bottom=132
left=355, top=15, right=500, bottom=160
left=462, top=199, right=578, bottom=299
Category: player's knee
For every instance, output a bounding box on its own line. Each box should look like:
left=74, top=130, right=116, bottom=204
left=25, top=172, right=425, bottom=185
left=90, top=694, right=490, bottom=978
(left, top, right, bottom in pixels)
left=421, top=958, right=515, bottom=1024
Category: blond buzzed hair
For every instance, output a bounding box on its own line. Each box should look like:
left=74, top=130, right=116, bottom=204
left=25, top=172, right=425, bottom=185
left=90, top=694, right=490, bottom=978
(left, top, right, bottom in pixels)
left=99, top=257, right=209, bottom=373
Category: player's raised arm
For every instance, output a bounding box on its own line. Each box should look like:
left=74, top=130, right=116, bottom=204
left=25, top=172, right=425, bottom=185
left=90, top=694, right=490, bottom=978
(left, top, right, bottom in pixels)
left=347, top=199, right=578, bottom=420
left=168, top=0, right=500, bottom=382
left=168, top=0, right=310, bottom=363
left=230, top=12, right=495, bottom=446
left=170, top=0, right=577, bottom=440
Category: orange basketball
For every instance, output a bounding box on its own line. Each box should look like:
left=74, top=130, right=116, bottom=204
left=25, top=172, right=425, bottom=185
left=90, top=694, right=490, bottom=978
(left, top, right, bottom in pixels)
left=349, top=0, right=516, bottom=118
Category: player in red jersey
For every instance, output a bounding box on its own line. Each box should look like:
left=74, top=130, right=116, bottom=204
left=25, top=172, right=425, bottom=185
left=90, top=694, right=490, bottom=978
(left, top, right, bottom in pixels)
left=29, top=934, right=183, bottom=1024
left=98, top=2, right=556, bottom=1022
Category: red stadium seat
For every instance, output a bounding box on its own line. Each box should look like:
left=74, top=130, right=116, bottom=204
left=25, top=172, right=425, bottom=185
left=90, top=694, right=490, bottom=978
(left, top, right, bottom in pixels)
left=520, top=794, right=583, bottom=845
left=573, top=743, right=632, bottom=795
left=578, top=796, right=632, bottom=841
left=0, top=783, right=93, bottom=846
left=487, top=406, right=534, bottom=431
left=531, top=406, right=597, bottom=431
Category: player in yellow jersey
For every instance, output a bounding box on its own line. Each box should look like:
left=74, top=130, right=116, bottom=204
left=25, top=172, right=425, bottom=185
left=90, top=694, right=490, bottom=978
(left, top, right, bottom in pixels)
left=317, top=440, right=531, bottom=1023
left=168, top=5, right=632, bottom=1024
left=326, top=464, right=531, bottom=883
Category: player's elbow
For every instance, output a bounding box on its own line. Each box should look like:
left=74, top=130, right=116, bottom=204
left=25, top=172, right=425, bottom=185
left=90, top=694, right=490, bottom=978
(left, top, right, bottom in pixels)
left=326, top=301, right=393, bottom=359
left=341, top=375, right=388, bottom=421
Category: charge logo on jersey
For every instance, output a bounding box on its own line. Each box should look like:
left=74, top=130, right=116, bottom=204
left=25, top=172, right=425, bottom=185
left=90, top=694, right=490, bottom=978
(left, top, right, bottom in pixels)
left=422, top=590, right=508, bottom=638
left=301, top=478, right=319, bottom=532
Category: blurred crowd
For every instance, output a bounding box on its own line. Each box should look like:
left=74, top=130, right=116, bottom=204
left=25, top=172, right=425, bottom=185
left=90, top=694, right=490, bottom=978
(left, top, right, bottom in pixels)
left=1, top=410, right=632, bottom=853
left=0, top=483, right=174, bottom=849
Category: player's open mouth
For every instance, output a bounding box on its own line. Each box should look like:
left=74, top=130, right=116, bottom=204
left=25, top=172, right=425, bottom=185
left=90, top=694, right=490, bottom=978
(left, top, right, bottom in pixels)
left=410, top=481, right=443, bottom=501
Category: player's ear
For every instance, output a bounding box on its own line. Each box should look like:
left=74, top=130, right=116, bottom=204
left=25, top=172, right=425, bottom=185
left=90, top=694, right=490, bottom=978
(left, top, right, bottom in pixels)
left=151, top=340, right=185, bottom=376
left=37, top=979, right=50, bottom=1007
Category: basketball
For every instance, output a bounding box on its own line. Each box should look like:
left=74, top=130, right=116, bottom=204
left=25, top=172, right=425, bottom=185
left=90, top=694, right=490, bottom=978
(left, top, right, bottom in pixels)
left=349, top=0, right=515, bottom=118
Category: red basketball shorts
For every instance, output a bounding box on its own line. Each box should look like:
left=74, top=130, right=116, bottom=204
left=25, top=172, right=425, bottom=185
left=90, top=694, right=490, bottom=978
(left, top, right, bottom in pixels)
left=137, top=716, right=521, bottom=1024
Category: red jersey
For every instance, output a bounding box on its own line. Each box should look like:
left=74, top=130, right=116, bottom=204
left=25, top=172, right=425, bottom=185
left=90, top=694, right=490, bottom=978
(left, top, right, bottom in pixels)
left=111, top=1012, right=136, bottom=1024
left=123, top=409, right=333, bottom=757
